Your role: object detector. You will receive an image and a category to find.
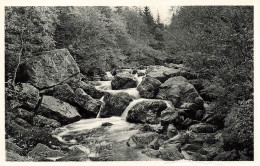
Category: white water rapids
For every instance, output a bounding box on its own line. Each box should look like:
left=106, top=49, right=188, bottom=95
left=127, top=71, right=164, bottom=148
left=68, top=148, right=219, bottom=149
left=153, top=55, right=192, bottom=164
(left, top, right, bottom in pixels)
left=52, top=69, right=172, bottom=161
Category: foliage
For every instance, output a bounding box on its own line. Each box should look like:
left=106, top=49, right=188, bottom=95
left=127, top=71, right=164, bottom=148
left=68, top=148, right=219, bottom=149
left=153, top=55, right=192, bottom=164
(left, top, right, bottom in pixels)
left=166, top=6, right=253, bottom=160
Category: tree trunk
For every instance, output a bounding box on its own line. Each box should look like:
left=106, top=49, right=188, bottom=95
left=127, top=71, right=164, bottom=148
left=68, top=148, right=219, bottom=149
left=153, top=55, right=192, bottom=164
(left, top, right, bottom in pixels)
left=12, top=30, right=24, bottom=89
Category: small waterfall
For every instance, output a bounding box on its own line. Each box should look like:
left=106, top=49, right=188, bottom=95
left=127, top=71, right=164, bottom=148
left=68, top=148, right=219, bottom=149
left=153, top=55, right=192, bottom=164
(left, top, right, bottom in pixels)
left=121, top=98, right=173, bottom=120
left=96, top=96, right=105, bottom=118
left=95, top=81, right=112, bottom=90
left=121, top=98, right=155, bottom=119
left=105, top=71, right=114, bottom=80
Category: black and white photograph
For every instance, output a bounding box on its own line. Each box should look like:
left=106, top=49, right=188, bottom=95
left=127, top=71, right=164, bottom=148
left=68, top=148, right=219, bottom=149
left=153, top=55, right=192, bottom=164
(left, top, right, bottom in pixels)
left=2, top=2, right=257, bottom=164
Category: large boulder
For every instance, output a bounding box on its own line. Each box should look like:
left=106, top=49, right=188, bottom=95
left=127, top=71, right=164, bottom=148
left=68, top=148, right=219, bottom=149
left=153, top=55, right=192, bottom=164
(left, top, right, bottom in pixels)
left=111, top=72, right=137, bottom=90
left=126, top=100, right=167, bottom=124
left=53, top=83, right=75, bottom=104
left=99, top=92, right=132, bottom=118
left=137, top=77, right=162, bottom=98
left=37, top=95, right=81, bottom=125
left=17, top=48, right=80, bottom=89
left=156, top=76, right=204, bottom=109
left=74, top=88, right=103, bottom=118
left=17, top=83, right=40, bottom=110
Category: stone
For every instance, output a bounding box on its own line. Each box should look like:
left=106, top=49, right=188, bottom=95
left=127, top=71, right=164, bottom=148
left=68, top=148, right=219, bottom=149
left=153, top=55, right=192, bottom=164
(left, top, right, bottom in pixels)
left=6, top=138, right=23, bottom=155
left=53, top=83, right=75, bottom=104
left=37, top=95, right=81, bottom=125
left=28, top=143, right=64, bottom=158
left=159, top=146, right=184, bottom=161
left=17, top=83, right=40, bottom=110
left=100, top=92, right=132, bottom=118
left=137, top=77, right=162, bottom=98
left=17, top=48, right=80, bottom=89
left=56, top=146, right=88, bottom=161
left=6, top=151, right=33, bottom=161
left=156, top=76, right=204, bottom=108
left=167, top=124, right=178, bottom=138
left=126, top=132, right=159, bottom=148
left=140, top=124, right=164, bottom=134
left=74, top=88, right=103, bottom=118
left=111, top=72, right=137, bottom=90
left=14, top=118, right=31, bottom=128
left=33, top=115, right=61, bottom=128
left=75, top=81, right=104, bottom=99
left=213, top=149, right=239, bottom=161
left=195, top=110, right=205, bottom=121
left=11, top=108, right=34, bottom=123
left=181, top=118, right=200, bottom=130
left=146, top=66, right=172, bottom=83
left=161, top=107, right=183, bottom=126
left=181, top=144, right=202, bottom=152
left=189, top=123, right=218, bottom=133
left=141, top=148, right=160, bottom=158
left=126, top=100, right=167, bottom=124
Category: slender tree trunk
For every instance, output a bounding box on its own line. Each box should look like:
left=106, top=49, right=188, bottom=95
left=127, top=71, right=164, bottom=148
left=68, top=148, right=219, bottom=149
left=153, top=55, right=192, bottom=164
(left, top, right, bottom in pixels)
left=12, top=30, right=24, bottom=89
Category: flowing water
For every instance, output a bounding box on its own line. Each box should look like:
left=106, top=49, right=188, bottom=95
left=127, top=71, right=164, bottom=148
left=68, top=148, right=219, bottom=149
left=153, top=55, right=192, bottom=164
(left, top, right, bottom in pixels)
left=52, top=69, right=171, bottom=161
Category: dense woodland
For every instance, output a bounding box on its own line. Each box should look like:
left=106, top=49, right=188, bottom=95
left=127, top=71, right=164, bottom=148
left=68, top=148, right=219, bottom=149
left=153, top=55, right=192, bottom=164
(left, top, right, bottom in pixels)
left=5, top=6, right=253, bottom=160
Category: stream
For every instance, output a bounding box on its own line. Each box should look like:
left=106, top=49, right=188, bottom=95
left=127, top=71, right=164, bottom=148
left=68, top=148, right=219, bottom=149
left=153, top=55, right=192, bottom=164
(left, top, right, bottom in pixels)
left=52, top=69, right=172, bottom=161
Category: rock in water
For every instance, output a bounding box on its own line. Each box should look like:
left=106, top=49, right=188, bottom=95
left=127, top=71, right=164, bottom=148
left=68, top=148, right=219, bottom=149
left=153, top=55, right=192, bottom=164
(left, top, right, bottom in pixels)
left=156, top=76, right=204, bottom=109
left=127, top=132, right=159, bottom=148
left=111, top=72, right=137, bottom=90
left=37, top=95, right=81, bottom=125
left=100, top=92, right=132, bottom=118
left=75, top=81, right=104, bottom=99
left=18, top=48, right=80, bottom=89
left=126, top=100, right=167, bottom=124
left=137, top=77, right=162, bottom=98
left=74, top=88, right=103, bottom=118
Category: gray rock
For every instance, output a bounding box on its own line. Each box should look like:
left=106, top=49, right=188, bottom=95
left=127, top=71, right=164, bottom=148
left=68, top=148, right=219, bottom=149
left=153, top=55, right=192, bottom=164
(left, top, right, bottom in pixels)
left=18, top=48, right=80, bottom=89
left=167, top=124, right=178, bottom=138
left=18, top=83, right=40, bottom=109
left=137, top=77, right=162, bottom=98
left=126, top=132, right=159, bottom=148
left=189, top=123, right=218, bottom=133
left=100, top=92, right=132, bottom=118
left=33, top=115, right=61, bottom=128
left=74, top=88, right=103, bottom=118
left=111, top=72, right=137, bottom=90
left=161, top=107, right=183, bottom=126
left=156, top=76, right=204, bottom=108
left=126, top=100, right=167, bottom=124
left=28, top=143, right=64, bottom=158
left=53, top=83, right=75, bottom=104
left=159, top=146, right=184, bottom=161
left=38, top=95, right=81, bottom=125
